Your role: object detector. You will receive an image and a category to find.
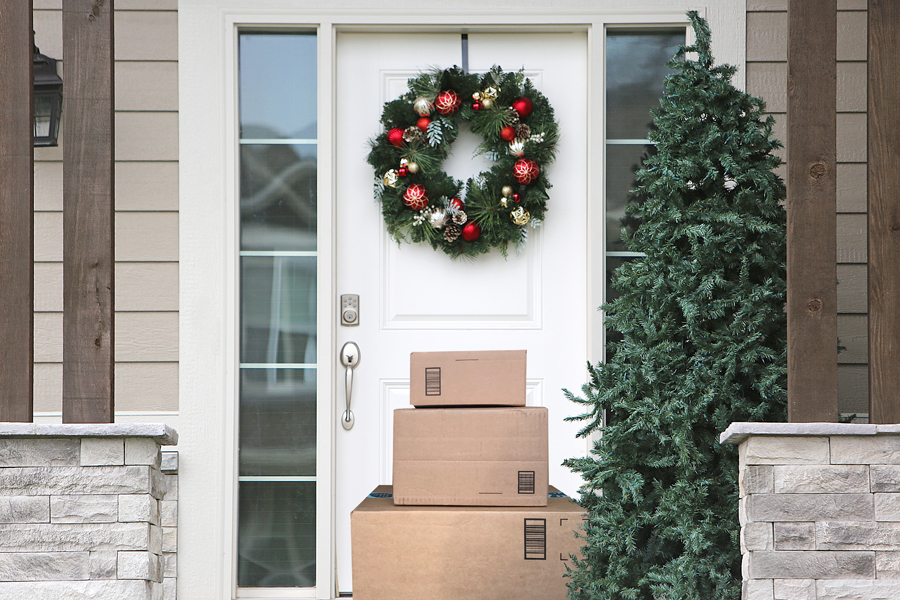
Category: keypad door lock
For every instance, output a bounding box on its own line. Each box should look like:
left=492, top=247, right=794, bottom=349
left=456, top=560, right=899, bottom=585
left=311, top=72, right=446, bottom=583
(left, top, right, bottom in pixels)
left=341, top=294, right=359, bottom=326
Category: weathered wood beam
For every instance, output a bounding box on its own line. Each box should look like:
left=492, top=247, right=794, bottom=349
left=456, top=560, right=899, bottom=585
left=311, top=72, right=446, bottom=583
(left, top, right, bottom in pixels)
left=869, top=0, right=900, bottom=424
left=62, top=0, right=115, bottom=423
left=0, top=4, right=35, bottom=422
left=786, top=0, right=839, bottom=422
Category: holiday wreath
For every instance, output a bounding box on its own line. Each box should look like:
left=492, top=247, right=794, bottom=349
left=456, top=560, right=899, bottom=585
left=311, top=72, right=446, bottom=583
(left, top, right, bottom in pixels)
left=367, top=66, right=559, bottom=258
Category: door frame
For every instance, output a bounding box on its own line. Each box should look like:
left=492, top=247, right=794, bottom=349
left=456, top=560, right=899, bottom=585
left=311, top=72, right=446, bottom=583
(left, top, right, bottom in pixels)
left=178, top=3, right=746, bottom=599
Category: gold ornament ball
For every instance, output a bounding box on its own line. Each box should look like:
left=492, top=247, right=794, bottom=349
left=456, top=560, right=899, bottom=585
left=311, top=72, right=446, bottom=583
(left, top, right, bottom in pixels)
left=501, top=185, right=513, bottom=197
left=383, top=170, right=399, bottom=188
left=481, top=98, right=493, bottom=109
left=408, top=162, right=419, bottom=174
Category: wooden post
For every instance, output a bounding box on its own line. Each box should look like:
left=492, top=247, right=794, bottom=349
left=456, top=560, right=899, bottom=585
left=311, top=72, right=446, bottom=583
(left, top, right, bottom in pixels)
left=62, top=0, right=115, bottom=423
left=0, top=5, right=35, bottom=422
left=786, top=0, right=839, bottom=422
left=869, top=0, right=900, bottom=423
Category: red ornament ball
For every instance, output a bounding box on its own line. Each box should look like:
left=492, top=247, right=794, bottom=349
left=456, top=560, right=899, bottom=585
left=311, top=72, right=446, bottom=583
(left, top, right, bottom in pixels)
left=472, top=101, right=482, bottom=111
left=434, top=90, right=461, bottom=115
left=387, top=128, right=405, bottom=147
left=512, top=97, right=533, bottom=118
left=449, top=197, right=465, bottom=211
left=403, top=184, right=429, bottom=210
left=500, top=125, right=516, bottom=142
left=513, top=158, right=540, bottom=185
left=461, top=222, right=481, bottom=241
left=416, top=117, right=431, bottom=131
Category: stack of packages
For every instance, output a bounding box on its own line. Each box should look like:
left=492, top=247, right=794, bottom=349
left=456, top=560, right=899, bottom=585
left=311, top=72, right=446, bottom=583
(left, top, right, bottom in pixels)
left=351, top=350, right=583, bottom=600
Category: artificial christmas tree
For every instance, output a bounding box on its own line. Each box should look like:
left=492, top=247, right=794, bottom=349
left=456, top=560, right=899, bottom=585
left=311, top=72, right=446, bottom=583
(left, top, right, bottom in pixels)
left=564, top=12, right=787, bottom=600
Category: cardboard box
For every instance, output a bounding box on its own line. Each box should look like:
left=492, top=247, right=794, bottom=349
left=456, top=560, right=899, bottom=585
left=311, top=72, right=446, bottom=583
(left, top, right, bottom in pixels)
left=409, top=349, right=526, bottom=407
left=351, top=485, right=584, bottom=600
left=393, top=406, right=548, bottom=506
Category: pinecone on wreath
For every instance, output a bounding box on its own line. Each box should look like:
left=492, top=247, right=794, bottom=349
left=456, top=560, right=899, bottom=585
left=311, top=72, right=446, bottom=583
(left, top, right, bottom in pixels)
left=444, top=224, right=462, bottom=242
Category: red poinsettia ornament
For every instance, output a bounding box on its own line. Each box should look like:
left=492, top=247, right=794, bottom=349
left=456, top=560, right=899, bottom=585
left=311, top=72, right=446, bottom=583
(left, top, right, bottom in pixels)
left=402, top=184, right=429, bottom=210
left=434, top=90, right=461, bottom=115
left=513, top=158, right=540, bottom=185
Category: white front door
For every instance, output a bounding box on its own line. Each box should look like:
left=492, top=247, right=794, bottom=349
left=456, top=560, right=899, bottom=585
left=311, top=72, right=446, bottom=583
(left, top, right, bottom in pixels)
left=335, top=30, right=588, bottom=594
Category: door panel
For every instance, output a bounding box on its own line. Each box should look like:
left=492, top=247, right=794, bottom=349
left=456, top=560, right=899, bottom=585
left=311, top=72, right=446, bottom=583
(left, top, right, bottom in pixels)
left=335, top=31, right=588, bottom=594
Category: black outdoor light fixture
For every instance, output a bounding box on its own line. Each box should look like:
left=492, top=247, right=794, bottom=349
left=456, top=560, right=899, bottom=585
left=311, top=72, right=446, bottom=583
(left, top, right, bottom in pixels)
left=33, top=42, right=63, bottom=147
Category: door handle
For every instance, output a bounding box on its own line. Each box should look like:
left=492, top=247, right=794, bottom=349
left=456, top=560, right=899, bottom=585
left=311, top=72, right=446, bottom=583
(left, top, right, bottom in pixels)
left=339, top=341, right=360, bottom=430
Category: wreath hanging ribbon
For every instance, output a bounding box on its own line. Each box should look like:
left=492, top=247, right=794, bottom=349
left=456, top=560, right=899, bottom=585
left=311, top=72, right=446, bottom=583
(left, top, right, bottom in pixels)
left=367, top=66, right=559, bottom=259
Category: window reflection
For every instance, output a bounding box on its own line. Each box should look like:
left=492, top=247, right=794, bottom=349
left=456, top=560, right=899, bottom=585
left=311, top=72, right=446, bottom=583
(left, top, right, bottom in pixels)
left=238, top=482, right=316, bottom=588
left=241, top=144, right=317, bottom=252
left=606, top=29, right=684, bottom=139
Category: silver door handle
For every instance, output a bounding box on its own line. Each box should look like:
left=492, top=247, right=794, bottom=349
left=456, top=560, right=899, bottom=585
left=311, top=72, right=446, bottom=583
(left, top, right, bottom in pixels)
left=340, top=342, right=360, bottom=430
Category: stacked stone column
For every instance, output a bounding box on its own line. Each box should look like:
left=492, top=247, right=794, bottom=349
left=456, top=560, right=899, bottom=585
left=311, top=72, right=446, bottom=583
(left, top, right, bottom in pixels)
left=722, top=423, right=900, bottom=600
left=0, top=424, right=177, bottom=600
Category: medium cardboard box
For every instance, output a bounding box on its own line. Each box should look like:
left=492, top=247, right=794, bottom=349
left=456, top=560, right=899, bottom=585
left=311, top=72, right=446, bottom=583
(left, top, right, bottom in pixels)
left=351, top=485, right=584, bottom=600
left=409, top=349, right=526, bottom=407
left=393, top=406, right=548, bottom=506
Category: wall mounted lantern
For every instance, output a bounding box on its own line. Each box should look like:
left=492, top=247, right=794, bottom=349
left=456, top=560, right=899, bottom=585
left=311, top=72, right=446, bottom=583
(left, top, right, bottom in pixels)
left=33, top=43, right=63, bottom=147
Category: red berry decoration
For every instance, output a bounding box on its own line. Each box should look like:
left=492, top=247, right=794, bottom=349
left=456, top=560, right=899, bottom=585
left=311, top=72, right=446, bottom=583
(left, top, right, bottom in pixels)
left=416, top=117, right=431, bottom=131
left=472, top=101, right=482, bottom=111
left=387, top=128, right=405, bottom=147
left=434, top=90, right=461, bottom=115
left=450, top=197, right=465, bottom=211
left=461, top=222, right=481, bottom=241
left=512, top=97, right=533, bottom=118
left=403, top=184, right=429, bottom=210
left=513, top=158, right=540, bottom=185
left=500, top=125, right=516, bottom=142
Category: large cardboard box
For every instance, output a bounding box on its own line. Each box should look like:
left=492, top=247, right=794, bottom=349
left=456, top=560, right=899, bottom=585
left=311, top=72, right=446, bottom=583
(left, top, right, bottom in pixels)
left=351, top=485, right=584, bottom=600
left=393, top=406, right=548, bottom=506
left=409, top=349, right=526, bottom=407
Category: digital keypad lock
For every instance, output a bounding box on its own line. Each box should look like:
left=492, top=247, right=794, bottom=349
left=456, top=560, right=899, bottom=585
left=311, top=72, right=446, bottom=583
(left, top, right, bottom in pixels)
left=341, top=294, right=359, bottom=326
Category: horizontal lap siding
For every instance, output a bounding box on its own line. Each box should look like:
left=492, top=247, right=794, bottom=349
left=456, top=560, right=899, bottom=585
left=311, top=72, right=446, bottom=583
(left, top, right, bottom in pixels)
left=746, top=1, right=868, bottom=415
left=33, top=6, right=179, bottom=417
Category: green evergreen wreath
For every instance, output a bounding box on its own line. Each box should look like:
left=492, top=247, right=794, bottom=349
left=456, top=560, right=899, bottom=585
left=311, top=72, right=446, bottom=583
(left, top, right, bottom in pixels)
left=367, top=66, right=559, bottom=259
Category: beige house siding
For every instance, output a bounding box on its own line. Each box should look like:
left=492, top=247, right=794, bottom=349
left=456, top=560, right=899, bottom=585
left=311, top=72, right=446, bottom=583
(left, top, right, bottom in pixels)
left=746, top=0, right=869, bottom=415
left=32, top=1, right=179, bottom=416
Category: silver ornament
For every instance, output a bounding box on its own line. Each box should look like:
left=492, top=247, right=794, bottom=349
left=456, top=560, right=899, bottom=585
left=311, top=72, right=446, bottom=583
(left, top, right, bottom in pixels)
left=413, top=97, right=433, bottom=116
left=430, top=209, right=448, bottom=229
left=509, top=140, right=526, bottom=157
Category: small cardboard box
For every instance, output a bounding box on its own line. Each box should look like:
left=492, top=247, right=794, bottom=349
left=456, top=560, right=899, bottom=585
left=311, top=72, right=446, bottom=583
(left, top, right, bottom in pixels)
left=393, top=406, right=548, bottom=506
left=351, top=485, right=584, bottom=600
left=409, top=349, right=526, bottom=407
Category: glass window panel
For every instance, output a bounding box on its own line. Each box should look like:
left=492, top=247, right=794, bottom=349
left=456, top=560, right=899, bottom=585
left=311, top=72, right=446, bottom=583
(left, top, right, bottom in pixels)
left=238, top=481, right=316, bottom=588
left=606, top=144, right=655, bottom=253
left=240, top=144, right=317, bottom=252
left=606, top=29, right=684, bottom=139
left=240, top=256, right=317, bottom=364
left=240, top=368, right=317, bottom=477
left=239, top=33, right=317, bottom=140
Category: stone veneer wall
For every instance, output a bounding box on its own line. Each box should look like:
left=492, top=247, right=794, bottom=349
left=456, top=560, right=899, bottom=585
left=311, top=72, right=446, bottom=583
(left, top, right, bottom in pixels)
left=0, top=424, right=177, bottom=600
left=722, top=423, right=900, bottom=600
